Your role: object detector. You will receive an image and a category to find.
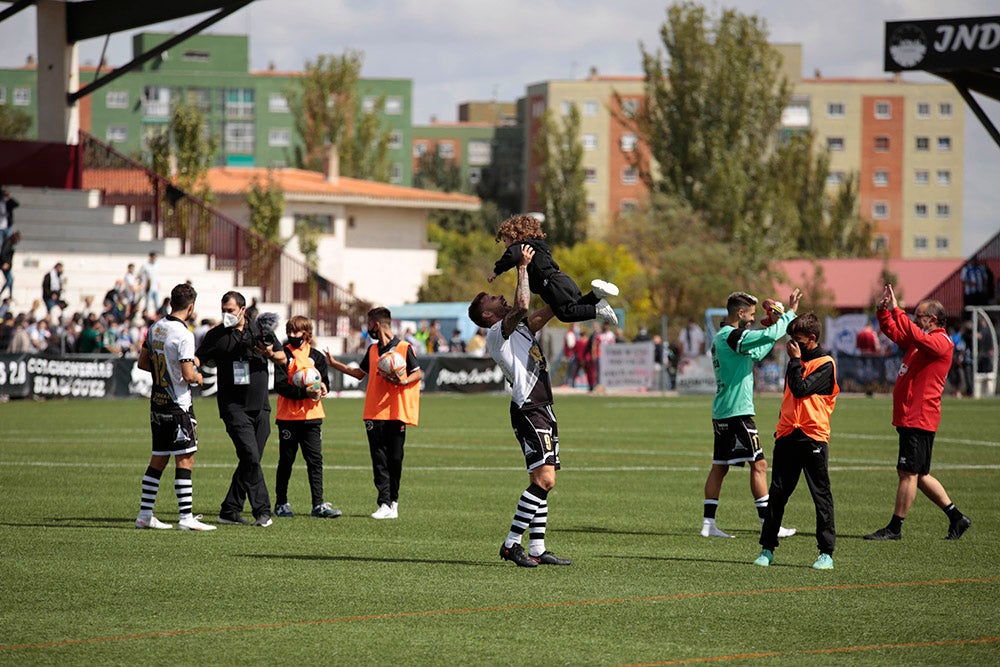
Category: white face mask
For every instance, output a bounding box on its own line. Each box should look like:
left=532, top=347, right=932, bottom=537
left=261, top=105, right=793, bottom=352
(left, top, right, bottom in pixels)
left=222, top=311, right=240, bottom=328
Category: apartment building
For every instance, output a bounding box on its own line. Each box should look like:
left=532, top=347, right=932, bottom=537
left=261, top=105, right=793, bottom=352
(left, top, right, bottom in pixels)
left=521, top=45, right=964, bottom=258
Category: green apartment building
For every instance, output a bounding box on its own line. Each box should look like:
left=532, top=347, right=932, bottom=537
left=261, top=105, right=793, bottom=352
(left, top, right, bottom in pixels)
left=1, top=32, right=416, bottom=184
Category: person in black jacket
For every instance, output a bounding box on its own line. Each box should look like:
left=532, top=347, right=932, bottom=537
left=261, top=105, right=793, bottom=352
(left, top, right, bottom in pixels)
left=195, top=291, right=284, bottom=527
left=488, top=214, right=619, bottom=325
left=0, top=231, right=20, bottom=300
left=272, top=315, right=341, bottom=519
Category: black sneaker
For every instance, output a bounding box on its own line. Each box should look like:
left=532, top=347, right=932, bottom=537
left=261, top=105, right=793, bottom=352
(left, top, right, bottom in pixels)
left=254, top=514, right=273, bottom=527
left=217, top=512, right=252, bottom=525
left=499, top=543, right=539, bottom=568
left=863, top=526, right=902, bottom=540
left=534, top=551, right=572, bottom=566
left=946, top=515, right=971, bottom=540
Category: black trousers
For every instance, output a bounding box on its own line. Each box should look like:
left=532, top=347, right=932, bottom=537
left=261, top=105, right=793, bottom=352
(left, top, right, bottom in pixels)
left=275, top=420, right=324, bottom=507
left=221, top=408, right=272, bottom=519
left=760, top=431, right=835, bottom=554
left=366, top=419, right=406, bottom=506
left=540, top=272, right=598, bottom=323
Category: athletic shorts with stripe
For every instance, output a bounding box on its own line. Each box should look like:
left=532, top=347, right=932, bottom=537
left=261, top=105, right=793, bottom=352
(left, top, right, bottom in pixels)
left=509, top=403, right=560, bottom=472
left=712, top=415, right=764, bottom=466
left=150, top=408, right=198, bottom=456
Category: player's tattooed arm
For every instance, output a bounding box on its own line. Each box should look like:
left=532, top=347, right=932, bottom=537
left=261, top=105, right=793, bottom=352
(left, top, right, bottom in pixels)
left=501, top=244, right=534, bottom=338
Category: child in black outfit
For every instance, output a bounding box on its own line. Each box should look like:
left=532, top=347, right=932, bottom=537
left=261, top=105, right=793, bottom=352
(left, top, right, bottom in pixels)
left=488, top=214, right=620, bottom=325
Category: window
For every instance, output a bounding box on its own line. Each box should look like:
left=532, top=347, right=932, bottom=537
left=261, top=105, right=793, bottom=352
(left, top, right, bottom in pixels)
left=939, top=102, right=953, bottom=118
left=560, top=100, right=574, bottom=116
left=361, top=96, right=377, bottom=113
left=106, top=126, right=128, bottom=143
left=467, top=140, right=491, bottom=166
left=936, top=203, right=951, bottom=218
left=585, top=167, right=597, bottom=184
left=826, top=171, right=845, bottom=186
left=620, top=99, right=639, bottom=118
left=293, top=213, right=334, bottom=234
left=620, top=133, right=637, bottom=152
left=106, top=90, right=128, bottom=109
left=915, top=170, right=929, bottom=185
left=620, top=200, right=638, bottom=213
left=872, top=202, right=889, bottom=219
left=268, top=93, right=289, bottom=113
left=937, top=136, right=951, bottom=151
left=388, top=131, right=402, bottom=150
left=914, top=236, right=928, bottom=251
left=268, top=128, right=291, bottom=147
left=875, top=101, right=891, bottom=119
left=582, top=100, right=598, bottom=116
left=143, top=86, right=170, bottom=116
left=186, top=87, right=211, bottom=113
left=782, top=101, right=810, bottom=127
left=873, top=170, right=888, bottom=186
left=224, top=122, right=254, bottom=154
left=936, top=236, right=950, bottom=251
left=827, top=102, right=845, bottom=118
left=936, top=170, right=951, bottom=186
left=390, top=163, right=403, bottom=184
left=621, top=166, right=638, bottom=185
left=582, top=133, right=597, bottom=151
left=385, top=96, right=403, bottom=115
left=915, top=136, right=930, bottom=151
left=182, top=50, right=210, bottom=62
left=224, top=88, right=254, bottom=118
left=872, top=235, right=888, bottom=253
left=916, top=102, right=930, bottom=118
left=826, top=136, right=844, bottom=151
left=13, top=87, right=30, bottom=106
left=874, top=136, right=890, bottom=151
left=531, top=100, right=545, bottom=117
left=413, top=141, right=428, bottom=158
left=437, top=141, right=455, bottom=159
left=914, top=203, right=928, bottom=218
left=468, top=166, right=482, bottom=185
left=586, top=201, right=597, bottom=215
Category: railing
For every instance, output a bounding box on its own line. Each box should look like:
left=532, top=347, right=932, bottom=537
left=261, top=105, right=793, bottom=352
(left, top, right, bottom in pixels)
left=79, top=130, right=371, bottom=337
left=925, top=230, right=1000, bottom=321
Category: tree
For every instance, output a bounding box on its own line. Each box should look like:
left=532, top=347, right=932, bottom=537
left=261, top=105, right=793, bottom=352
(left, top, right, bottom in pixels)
left=532, top=106, right=588, bottom=247
left=413, top=148, right=462, bottom=192
left=0, top=105, right=32, bottom=140
left=630, top=2, right=788, bottom=253
left=246, top=173, right=287, bottom=283
left=418, top=224, right=499, bottom=302
left=287, top=50, right=391, bottom=181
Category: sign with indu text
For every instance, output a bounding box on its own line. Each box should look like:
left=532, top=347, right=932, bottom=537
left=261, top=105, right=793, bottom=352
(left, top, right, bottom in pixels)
left=885, top=16, right=1000, bottom=71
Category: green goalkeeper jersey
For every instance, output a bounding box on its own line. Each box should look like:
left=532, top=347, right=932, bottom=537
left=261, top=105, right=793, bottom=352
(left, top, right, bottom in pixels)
left=711, top=310, right=796, bottom=419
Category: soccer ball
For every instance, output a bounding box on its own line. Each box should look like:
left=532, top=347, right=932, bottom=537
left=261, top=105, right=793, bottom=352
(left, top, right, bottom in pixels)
left=377, top=351, right=407, bottom=381
left=292, top=366, right=323, bottom=390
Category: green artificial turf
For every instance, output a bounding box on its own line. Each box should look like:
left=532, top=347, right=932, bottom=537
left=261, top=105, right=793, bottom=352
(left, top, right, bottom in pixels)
left=0, top=393, right=996, bottom=665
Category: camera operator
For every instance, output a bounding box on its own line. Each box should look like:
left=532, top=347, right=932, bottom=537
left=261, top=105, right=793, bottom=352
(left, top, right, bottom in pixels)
left=196, top=291, right=285, bottom=527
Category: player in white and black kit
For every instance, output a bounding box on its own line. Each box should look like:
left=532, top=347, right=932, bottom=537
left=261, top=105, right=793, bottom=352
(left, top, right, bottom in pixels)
left=134, top=283, right=215, bottom=531
left=469, top=244, right=571, bottom=568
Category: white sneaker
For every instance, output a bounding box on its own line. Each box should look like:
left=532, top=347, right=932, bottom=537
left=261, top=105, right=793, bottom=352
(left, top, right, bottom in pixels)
left=761, top=518, right=797, bottom=538
left=371, top=503, right=397, bottom=519
left=178, top=514, right=217, bottom=531
left=701, top=519, right=735, bottom=538
left=596, top=299, right=618, bottom=326
left=135, top=515, right=173, bottom=530
left=590, top=279, right=620, bottom=300
left=390, top=501, right=399, bottom=518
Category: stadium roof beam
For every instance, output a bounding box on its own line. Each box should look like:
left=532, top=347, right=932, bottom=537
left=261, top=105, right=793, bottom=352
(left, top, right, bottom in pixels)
left=0, top=0, right=36, bottom=25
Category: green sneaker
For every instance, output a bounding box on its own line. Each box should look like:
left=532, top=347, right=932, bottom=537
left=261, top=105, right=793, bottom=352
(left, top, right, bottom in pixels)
left=753, top=549, right=774, bottom=566
left=812, top=553, right=834, bottom=570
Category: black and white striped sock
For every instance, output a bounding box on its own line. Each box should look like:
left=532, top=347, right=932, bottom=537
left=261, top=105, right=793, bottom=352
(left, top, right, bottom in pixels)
left=175, top=468, right=193, bottom=519
left=505, top=483, right=548, bottom=548
left=528, top=500, right=549, bottom=557
left=139, top=466, right=162, bottom=516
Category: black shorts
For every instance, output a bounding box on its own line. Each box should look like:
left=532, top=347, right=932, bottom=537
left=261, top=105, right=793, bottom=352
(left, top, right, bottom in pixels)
left=712, top=416, right=764, bottom=466
left=510, top=403, right=560, bottom=472
left=896, top=426, right=934, bottom=475
left=150, top=409, right=198, bottom=456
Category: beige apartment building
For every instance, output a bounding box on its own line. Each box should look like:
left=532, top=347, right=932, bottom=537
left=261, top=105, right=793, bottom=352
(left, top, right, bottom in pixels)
left=523, top=45, right=964, bottom=259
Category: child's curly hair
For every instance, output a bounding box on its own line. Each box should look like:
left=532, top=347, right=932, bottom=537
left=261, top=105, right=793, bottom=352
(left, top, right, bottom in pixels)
left=495, top=214, right=545, bottom=243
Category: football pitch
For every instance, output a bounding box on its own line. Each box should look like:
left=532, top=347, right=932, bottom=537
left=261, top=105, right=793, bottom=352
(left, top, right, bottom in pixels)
left=1, top=392, right=997, bottom=665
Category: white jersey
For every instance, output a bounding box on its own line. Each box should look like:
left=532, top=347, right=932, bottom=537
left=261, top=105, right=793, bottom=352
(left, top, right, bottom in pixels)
left=486, top=319, right=552, bottom=409
left=145, top=315, right=196, bottom=412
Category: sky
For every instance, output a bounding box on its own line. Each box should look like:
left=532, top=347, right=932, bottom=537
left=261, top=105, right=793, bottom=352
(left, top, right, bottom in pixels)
left=0, top=0, right=997, bottom=254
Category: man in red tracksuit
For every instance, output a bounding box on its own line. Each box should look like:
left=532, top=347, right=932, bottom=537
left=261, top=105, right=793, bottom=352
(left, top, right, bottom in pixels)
left=864, top=284, right=971, bottom=541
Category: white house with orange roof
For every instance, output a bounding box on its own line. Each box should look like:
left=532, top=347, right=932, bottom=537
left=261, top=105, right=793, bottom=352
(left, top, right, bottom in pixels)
left=206, top=152, right=480, bottom=307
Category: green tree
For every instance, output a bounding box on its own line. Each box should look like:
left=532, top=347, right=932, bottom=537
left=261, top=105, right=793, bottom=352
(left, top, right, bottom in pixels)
left=413, top=148, right=462, bottom=192
left=630, top=1, right=788, bottom=254
left=532, top=106, right=588, bottom=247
left=287, top=50, right=391, bottom=181
left=0, top=105, right=32, bottom=139
left=246, top=173, right=287, bottom=284
left=418, top=224, right=499, bottom=302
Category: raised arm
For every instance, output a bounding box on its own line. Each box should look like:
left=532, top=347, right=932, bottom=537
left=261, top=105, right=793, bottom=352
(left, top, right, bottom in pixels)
left=500, top=244, right=534, bottom=339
